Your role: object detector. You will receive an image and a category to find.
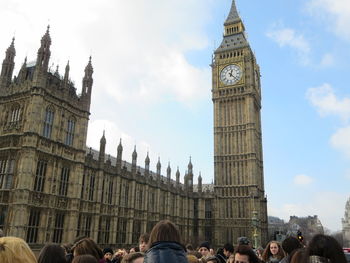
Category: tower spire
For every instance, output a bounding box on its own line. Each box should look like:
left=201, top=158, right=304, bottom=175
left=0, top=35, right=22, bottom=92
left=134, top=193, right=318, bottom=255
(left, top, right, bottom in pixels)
left=0, top=37, right=16, bottom=88
left=224, top=0, right=241, bottom=25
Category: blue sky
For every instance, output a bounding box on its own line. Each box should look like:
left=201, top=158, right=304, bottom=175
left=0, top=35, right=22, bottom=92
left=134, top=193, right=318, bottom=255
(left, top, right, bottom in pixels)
left=1, top=0, right=349, bottom=231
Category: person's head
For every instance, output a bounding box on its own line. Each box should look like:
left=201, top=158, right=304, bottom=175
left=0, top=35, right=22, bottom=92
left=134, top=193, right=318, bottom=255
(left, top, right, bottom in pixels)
left=71, top=238, right=103, bottom=261
left=234, top=245, right=260, bottom=263
left=262, top=241, right=285, bottom=261
left=206, top=255, right=220, bottom=263
left=0, top=236, right=37, bottom=263
left=139, top=233, right=150, bottom=252
left=38, top=244, right=67, bottom=263
left=187, top=254, right=199, bottom=263
left=148, top=220, right=182, bottom=248
left=72, top=255, right=98, bottom=263
left=227, top=254, right=235, bottom=263
left=198, top=241, right=210, bottom=257
left=237, top=237, right=250, bottom=246
left=186, top=244, right=194, bottom=252
left=223, top=243, right=234, bottom=257
left=121, top=252, right=144, bottom=263
left=281, top=236, right=303, bottom=255
left=305, top=234, right=347, bottom=263
left=289, top=248, right=306, bottom=263
left=103, top=248, right=113, bottom=261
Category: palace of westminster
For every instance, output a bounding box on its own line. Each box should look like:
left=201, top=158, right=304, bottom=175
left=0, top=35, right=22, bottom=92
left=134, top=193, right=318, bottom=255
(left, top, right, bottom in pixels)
left=0, top=1, right=269, bottom=248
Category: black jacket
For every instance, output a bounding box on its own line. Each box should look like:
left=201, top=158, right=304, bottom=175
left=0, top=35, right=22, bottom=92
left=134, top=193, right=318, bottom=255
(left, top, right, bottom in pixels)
left=144, top=242, right=187, bottom=263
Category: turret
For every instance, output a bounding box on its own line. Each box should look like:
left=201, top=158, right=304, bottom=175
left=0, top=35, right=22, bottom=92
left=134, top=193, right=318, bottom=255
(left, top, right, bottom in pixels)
left=188, top=157, right=193, bottom=175
left=176, top=167, right=180, bottom=187
left=99, top=131, right=106, bottom=164
left=187, top=157, right=193, bottom=191
left=63, top=60, right=70, bottom=88
left=145, top=152, right=150, bottom=175
left=156, top=157, right=161, bottom=175
left=0, top=37, right=16, bottom=88
left=132, top=146, right=137, bottom=173
left=81, top=56, right=93, bottom=101
left=167, top=162, right=171, bottom=184
left=198, top=172, right=202, bottom=193
left=33, top=26, right=51, bottom=85
left=17, top=57, right=27, bottom=83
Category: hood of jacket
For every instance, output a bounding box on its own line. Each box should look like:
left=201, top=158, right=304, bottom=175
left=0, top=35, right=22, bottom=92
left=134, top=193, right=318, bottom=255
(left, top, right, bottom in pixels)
left=144, top=242, right=187, bottom=263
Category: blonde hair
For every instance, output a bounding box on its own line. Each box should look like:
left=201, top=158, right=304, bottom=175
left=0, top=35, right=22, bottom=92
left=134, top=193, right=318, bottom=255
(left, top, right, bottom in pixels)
left=0, top=236, right=37, bottom=263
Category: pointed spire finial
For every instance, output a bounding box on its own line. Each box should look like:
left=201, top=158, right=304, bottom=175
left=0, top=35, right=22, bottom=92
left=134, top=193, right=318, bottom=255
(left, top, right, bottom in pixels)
left=224, top=0, right=241, bottom=25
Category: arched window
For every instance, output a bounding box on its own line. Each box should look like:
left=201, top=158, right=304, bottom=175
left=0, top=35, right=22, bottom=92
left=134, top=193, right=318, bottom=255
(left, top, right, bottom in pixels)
left=65, top=118, right=75, bottom=146
left=9, top=104, right=21, bottom=124
left=43, top=106, right=54, bottom=139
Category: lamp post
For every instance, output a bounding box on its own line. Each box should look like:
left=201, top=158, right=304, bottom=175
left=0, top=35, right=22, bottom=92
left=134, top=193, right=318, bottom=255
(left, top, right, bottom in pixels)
left=252, top=210, right=259, bottom=248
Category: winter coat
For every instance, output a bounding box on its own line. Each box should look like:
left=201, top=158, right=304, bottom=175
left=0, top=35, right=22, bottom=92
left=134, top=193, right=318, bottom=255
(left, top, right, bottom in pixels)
left=144, top=241, right=187, bottom=263
left=266, top=256, right=281, bottom=263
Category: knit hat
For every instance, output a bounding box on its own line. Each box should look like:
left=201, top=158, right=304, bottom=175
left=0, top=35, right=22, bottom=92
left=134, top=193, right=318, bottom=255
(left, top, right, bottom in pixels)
left=199, top=241, right=210, bottom=250
left=103, top=247, right=113, bottom=255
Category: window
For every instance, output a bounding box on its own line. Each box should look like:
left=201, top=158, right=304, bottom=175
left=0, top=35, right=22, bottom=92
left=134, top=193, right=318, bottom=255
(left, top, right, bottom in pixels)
left=88, top=173, right=95, bottom=201
left=58, top=167, right=70, bottom=196
left=0, top=159, right=14, bottom=189
left=9, top=104, right=21, bottom=124
left=65, top=119, right=75, bottom=146
left=98, top=217, right=111, bottom=244
left=52, top=212, right=65, bottom=243
left=205, top=199, right=212, bottom=219
left=107, top=181, right=113, bottom=205
left=34, top=160, right=47, bottom=192
left=43, top=107, right=54, bottom=138
left=76, top=214, right=92, bottom=237
left=0, top=206, right=7, bottom=230
left=132, top=220, right=141, bottom=243
left=26, top=209, right=40, bottom=243
left=120, top=181, right=128, bottom=207
left=116, top=218, right=127, bottom=244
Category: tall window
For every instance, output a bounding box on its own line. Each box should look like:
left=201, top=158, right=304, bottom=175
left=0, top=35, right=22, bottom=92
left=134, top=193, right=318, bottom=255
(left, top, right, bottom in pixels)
left=34, top=160, right=47, bottom=192
left=65, top=119, right=75, bottom=146
left=120, top=181, right=129, bottom=207
left=116, top=218, right=127, bottom=244
left=107, top=181, right=113, bottom=205
left=58, top=167, right=70, bottom=196
left=26, top=209, right=40, bottom=243
left=9, top=104, right=21, bottom=124
left=77, top=214, right=92, bottom=237
left=0, top=206, right=7, bottom=230
left=98, top=217, right=111, bottom=244
left=132, top=220, right=141, bottom=243
left=88, top=173, right=95, bottom=201
left=52, top=212, right=65, bottom=243
left=205, top=199, right=212, bottom=219
left=43, top=107, right=54, bottom=138
left=0, top=159, right=14, bottom=189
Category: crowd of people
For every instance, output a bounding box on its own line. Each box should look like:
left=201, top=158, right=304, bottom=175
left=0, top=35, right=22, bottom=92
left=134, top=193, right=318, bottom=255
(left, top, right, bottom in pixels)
left=0, top=220, right=348, bottom=263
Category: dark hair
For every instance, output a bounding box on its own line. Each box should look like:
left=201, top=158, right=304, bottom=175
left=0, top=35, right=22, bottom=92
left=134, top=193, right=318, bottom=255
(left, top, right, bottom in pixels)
left=234, top=245, right=260, bottom=263
left=223, top=243, right=234, bottom=253
left=303, top=234, right=347, bottom=263
left=72, top=255, right=98, bottom=263
left=186, top=244, right=194, bottom=251
left=290, top=248, right=306, bottom=263
left=38, top=244, right=67, bottom=263
left=71, top=238, right=103, bottom=261
left=205, top=255, right=220, bottom=263
left=139, top=233, right=150, bottom=243
left=62, top=243, right=73, bottom=254
left=121, top=252, right=144, bottom=263
left=262, top=241, right=285, bottom=262
left=282, top=236, right=303, bottom=255
left=148, top=220, right=182, bottom=247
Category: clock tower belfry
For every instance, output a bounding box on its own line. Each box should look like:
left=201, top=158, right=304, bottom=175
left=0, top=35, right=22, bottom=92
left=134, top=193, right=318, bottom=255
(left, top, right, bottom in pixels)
left=212, top=0, right=268, bottom=245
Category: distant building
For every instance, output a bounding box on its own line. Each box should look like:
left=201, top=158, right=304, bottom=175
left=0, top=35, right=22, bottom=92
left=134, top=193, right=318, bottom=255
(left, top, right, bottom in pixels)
left=0, top=0, right=268, bottom=248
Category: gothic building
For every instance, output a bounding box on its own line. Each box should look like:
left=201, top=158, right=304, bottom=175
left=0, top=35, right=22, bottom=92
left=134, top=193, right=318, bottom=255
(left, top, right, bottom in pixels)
left=0, top=0, right=267, bottom=248
left=343, top=197, right=350, bottom=247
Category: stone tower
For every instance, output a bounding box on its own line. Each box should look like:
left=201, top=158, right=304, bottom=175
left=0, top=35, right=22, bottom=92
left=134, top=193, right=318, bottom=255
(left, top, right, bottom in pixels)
left=0, top=26, right=93, bottom=244
left=212, top=0, right=268, bottom=245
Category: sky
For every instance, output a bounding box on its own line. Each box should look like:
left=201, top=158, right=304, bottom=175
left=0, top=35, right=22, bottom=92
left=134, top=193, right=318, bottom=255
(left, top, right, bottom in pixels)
left=0, top=0, right=350, bottom=232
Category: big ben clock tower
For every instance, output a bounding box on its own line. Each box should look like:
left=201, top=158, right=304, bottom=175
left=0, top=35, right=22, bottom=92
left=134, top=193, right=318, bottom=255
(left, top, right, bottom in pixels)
left=212, top=0, right=268, bottom=245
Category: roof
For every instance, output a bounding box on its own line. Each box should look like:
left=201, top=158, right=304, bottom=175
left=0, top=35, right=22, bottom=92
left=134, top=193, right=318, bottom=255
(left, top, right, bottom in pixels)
left=224, top=0, right=241, bottom=26
left=215, top=32, right=248, bottom=53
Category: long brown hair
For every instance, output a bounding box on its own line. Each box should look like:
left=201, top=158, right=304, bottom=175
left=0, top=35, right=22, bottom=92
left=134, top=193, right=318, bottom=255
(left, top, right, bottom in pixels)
left=71, top=238, right=103, bottom=261
left=147, top=220, right=182, bottom=248
left=262, top=241, right=285, bottom=262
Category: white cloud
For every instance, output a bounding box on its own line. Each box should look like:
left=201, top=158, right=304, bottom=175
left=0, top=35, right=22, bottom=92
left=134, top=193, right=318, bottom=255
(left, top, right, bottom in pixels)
left=266, top=27, right=311, bottom=65
left=294, top=174, right=314, bottom=186
left=306, top=83, right=350, bottom=121
left=268, top=192, right=347, bottom=231
left=307, top=0, right=350, bottom=41
left=330, top=126, right=350, bottom=159
left=319, top=53, right=335, bottom=68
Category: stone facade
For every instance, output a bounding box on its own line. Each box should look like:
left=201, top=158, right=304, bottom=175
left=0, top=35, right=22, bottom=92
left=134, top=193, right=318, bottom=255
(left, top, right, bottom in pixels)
left=0, top=0, right=268, bottom=249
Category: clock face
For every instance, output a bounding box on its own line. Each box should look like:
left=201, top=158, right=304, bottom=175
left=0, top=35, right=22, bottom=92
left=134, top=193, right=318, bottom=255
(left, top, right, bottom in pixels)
left=220, top=64, right=242, bottom=85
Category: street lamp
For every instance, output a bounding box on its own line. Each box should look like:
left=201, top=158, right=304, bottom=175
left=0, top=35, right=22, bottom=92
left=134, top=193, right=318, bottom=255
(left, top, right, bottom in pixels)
left=252, top=210, right=259, bottom=248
